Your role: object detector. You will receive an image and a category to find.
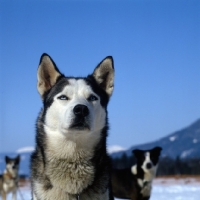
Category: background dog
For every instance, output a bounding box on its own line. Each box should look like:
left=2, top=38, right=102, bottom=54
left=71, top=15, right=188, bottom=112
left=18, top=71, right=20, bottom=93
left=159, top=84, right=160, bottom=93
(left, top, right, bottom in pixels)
left=30, top=54, right=115, bottom=200
left=0, top=155, right=20, bottom=200
left=112, top=146, right=162, bottom=200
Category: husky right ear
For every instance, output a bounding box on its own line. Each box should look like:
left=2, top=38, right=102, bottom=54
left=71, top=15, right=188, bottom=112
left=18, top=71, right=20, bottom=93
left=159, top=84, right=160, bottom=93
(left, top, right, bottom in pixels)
left=92, top=56, right=114, bottom=97
left=37, top=53, right=62, bottom=99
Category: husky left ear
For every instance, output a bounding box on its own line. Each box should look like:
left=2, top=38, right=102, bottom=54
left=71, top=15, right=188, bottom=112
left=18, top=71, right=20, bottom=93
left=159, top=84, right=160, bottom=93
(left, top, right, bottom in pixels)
left=37, top=53, right=62, bottom=99
left=92, top=56, right=114, bottom=97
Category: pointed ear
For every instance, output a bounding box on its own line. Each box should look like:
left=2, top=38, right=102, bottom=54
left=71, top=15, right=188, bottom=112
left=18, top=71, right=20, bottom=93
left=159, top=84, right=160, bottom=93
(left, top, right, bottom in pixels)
left=37, top=53, right=62, bottom=99
left=152, top=146, right=162, bottom=155
left=5, top=156, right=9, bottom=163
left=16, top=155, right=20, bottom=164
left=132, top=149, right=143, bottom=158
left=92, top=56, right=114, bottom=97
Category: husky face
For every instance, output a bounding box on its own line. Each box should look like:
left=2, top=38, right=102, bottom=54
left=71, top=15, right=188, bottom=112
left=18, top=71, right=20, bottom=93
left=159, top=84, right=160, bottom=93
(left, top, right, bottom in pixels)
left=45, top=78, right=106, bottom=135
left=37, top=54, right=114, bottom=155
left=5, top=155, right=20, bottom=175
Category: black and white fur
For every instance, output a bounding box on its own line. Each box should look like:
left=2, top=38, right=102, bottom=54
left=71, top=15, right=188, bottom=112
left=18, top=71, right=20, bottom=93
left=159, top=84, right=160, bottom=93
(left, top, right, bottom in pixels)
left=0, top=155, right=20, bottom=200
left=112, top=147, right=162, bottom=200
left=30, top=54, right=115, bottom=200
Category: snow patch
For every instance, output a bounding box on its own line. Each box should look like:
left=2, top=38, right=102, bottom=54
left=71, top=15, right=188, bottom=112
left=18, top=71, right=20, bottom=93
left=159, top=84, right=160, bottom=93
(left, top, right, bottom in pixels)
left=16, top=146, right=35, bottom=153
left=193, top=139, right=198, bottom=143
left=107, top=145, right=126, bottom=154
left=5, top=178, right=200, bottom=200
left=169, top=136, right=177, bottom=142
left=180, top=149, right=194, bottom=159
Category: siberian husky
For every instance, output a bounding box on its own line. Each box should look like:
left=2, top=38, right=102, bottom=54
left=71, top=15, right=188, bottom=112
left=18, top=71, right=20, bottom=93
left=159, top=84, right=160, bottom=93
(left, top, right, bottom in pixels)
left=0, top=155, right=20, bottom=200
left=112, top=147, right=162, bottom=200
left=30, top=53, right=115, bottom=200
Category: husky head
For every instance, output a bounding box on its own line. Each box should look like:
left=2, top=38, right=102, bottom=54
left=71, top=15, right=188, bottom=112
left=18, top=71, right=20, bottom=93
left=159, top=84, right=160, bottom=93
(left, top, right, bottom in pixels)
left=131, top=147, right=162, bottom=180
left=5, top=155, right=20, bottom=175
left=36, top=54, right=114, bottom=155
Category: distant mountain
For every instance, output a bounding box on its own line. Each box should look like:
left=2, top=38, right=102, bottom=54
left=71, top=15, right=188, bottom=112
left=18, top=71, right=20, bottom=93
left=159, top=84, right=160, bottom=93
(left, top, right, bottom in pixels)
left=111, top=119, right=200, bottom=160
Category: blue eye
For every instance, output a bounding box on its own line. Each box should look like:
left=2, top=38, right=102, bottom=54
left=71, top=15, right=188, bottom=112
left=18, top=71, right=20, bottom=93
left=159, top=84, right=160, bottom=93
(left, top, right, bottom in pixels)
left=58, top=95, right=68, bottom=100
left=88, top=95, right=98, bottom=101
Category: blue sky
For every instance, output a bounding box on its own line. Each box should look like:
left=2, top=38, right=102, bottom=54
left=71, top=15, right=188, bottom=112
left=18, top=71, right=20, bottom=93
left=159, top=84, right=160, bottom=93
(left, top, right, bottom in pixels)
left=0, top=0, right=200, bottom=153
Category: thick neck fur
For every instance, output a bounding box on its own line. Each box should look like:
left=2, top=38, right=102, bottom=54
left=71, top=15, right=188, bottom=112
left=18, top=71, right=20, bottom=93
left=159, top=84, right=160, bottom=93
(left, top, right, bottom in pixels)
left=45, top=128, right=98, bottom=161
left=35, top=116, right=108, bottom=195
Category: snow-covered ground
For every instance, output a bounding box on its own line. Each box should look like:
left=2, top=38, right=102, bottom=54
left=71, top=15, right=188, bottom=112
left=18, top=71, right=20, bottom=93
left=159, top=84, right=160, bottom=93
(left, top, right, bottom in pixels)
left=150, top=177, right=200, bottom=200
left=2, top=177, right=200, bottom=200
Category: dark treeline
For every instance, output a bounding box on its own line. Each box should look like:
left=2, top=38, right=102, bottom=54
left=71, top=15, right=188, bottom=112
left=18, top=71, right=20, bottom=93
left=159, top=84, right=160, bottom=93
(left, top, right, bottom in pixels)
left=111, top=153, right=200, bottom=176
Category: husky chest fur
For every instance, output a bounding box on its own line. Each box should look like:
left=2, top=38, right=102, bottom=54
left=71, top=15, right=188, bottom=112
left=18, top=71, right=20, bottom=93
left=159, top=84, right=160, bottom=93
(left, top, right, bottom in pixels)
left=30, top=54, right=114, bottom=200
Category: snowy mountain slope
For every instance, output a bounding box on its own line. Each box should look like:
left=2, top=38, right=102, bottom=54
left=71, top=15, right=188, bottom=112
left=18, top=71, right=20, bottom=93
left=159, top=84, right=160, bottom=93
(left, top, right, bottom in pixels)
left=111, top=119, right=200, bottom=159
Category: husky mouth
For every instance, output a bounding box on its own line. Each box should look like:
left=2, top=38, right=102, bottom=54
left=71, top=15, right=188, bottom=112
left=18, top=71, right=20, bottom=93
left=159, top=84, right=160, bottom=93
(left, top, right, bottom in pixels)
left=70, top=119, right=90, bottom=130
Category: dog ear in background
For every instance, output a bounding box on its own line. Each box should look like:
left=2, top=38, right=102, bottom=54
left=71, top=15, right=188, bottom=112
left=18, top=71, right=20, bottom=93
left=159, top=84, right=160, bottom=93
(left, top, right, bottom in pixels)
left=5, top=155, right=21, bottom=164
left=92, top=56, right=114, bottom=97
left=5, top=156, right=10, bottom=163
left=131, top=149, right=144, bottom=174
left=133, top=147, right=162, bottom=158
left=151, top=146, right=162, bottom=155
left=150, top=146, right=162, bottom=164
left=132, top=149, right=143, bottom=159
left=15, top=155, right=20, bottom=165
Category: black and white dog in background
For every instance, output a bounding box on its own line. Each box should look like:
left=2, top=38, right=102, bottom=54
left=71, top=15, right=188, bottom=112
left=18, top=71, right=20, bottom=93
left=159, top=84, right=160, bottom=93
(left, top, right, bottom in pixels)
left=0, top=155, right=20, bottom=200
left=112, top=147, right=162, bottom=200
left=31, top=54, right=115, bottom=200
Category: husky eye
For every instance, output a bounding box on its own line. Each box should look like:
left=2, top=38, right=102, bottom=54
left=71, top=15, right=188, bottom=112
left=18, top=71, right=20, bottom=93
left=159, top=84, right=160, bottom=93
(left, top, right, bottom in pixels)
left=88, top=95, right=98, bottom=101
left=58, top=95, right=68, bottom=100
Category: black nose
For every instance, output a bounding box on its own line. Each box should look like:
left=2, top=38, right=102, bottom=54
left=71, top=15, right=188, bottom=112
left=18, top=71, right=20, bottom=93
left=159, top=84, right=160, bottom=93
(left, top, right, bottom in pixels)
left=146, top=162, right=152, bottom=169
left=73, top=104, right=89, bottom=117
